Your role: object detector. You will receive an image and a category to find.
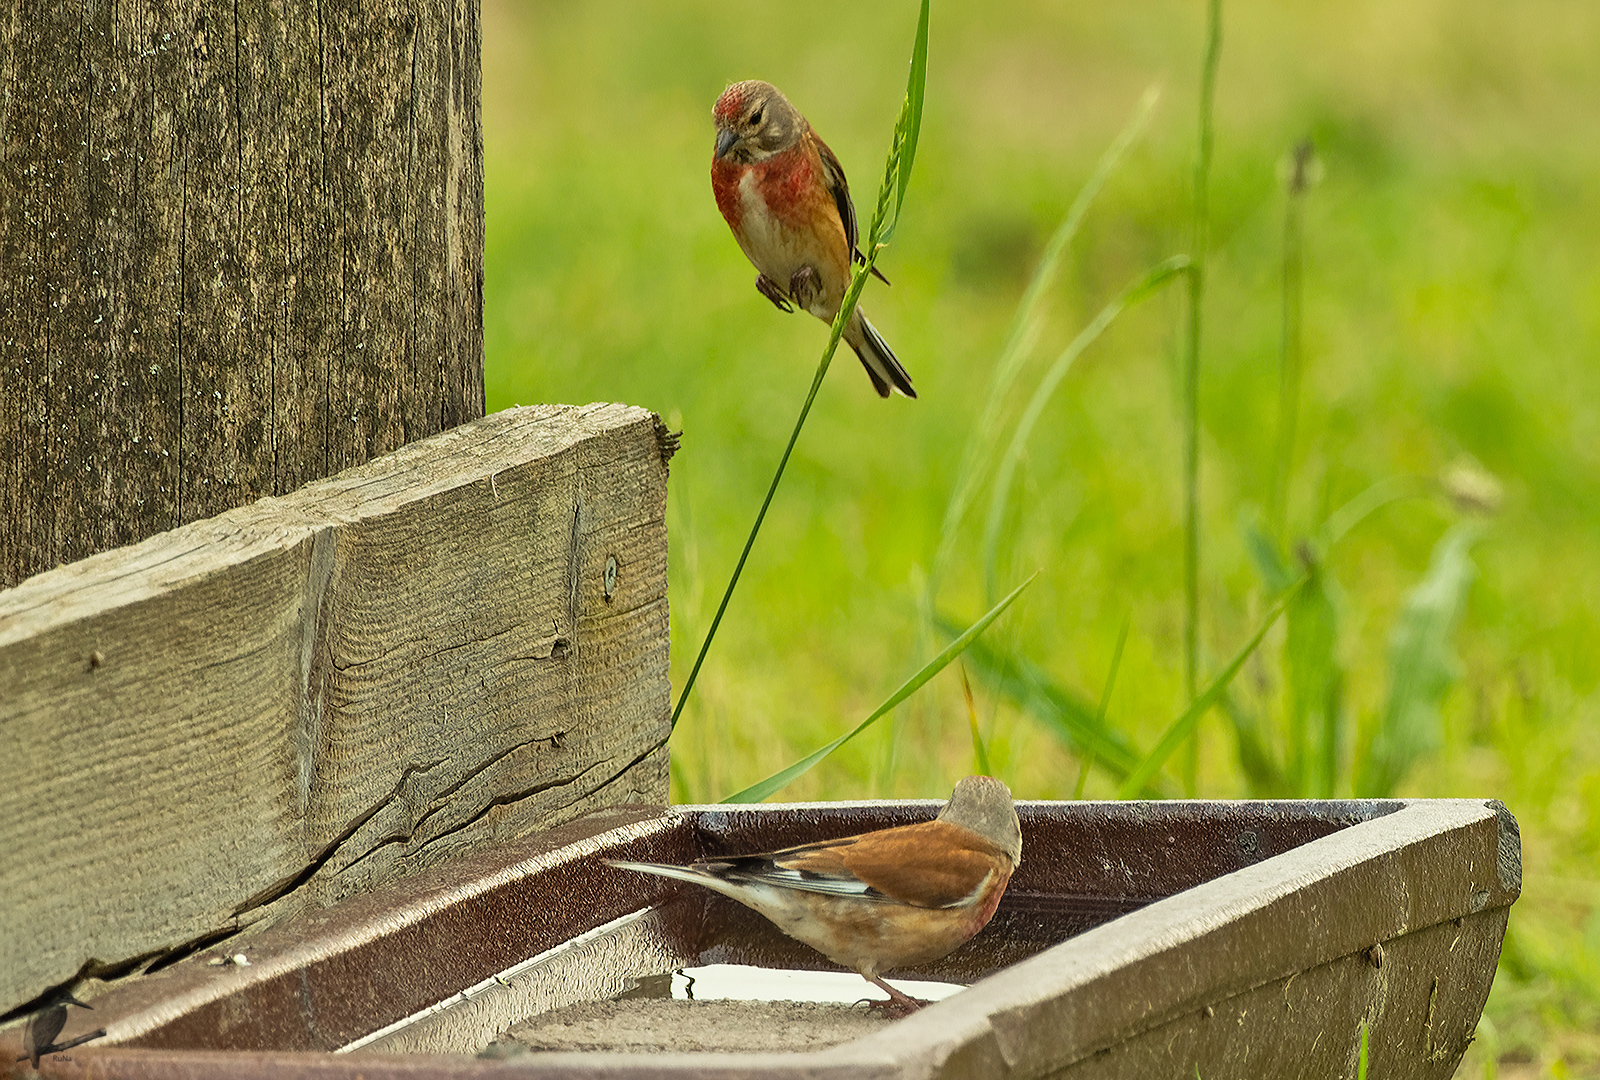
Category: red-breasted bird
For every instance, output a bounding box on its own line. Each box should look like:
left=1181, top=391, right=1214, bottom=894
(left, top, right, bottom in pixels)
left=711, top=79, right=916, bottom=399
left=608, top=775, right=1020, bottom=1012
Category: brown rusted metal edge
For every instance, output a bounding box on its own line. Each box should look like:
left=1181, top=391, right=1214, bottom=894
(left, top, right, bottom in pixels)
left=9, top=798, right=1517, bottom=1080
left=20, top=1047, right=902, bottom=1080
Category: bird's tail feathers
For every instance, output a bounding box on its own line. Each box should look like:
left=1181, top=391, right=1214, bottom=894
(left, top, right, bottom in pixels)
left=605, top=858, right=746, bottom=902
left=848, top=314, right=916, bottom=400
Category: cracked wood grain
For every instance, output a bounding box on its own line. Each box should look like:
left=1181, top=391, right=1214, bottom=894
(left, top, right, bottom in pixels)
left=0, top=404, right=671, bottom=1016
left=0, top=0, right=485, bottom=588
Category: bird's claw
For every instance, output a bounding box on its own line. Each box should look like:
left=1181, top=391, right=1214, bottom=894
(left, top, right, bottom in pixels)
left=789, top=265, right=820, bottom=311
left=860, top=975, right=929, bottom=1018
left=755, top=274, right=793, bottom=313
left=860, top=995, right=925, bottom=1018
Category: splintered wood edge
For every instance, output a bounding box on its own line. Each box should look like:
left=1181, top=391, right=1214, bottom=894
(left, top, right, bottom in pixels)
left=0, top=404, right=654, bottom=644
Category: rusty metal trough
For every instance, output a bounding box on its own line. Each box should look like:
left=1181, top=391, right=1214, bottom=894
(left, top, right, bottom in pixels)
left=2, top=797, right=1518, bottom=1079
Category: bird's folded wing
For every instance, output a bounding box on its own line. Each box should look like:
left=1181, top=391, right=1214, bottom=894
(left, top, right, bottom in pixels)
left=722, top=820, right=1008, bottom=910
left=810, top=133, right=859, bottom=257
left=810, top=130, right=891, bottom=285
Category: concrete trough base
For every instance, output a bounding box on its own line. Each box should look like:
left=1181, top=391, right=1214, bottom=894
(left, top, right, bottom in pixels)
left=490, top=999, right=893, bottom=1055
left=0, top=798, right=1518, bottom=1079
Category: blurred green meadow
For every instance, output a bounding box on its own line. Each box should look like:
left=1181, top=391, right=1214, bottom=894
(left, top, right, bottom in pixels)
left=482, top=0, right=1600, bottom=1071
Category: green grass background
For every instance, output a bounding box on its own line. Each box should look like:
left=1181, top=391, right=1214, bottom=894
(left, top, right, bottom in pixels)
left=482, top=1, right=1600, bottom=1072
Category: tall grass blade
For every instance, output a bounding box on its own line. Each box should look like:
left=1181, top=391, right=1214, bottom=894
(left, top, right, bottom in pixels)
left=1284, top=555, right=1342, bottom=796
left=1222, top=693, right=1286, bottom=796
left=1269, top=139, right=1316, bottom=541
left=1181, top=0, right=1224, bottom=795
left=1076, top=615, right=1131, bottom=798
left=1117, top=575, right=1302, bottom=799
left=672, top=4, right=931, bottom=727
left=1355, top=523, right=1480, bottom=797
left=979, top=255, right=1189, bottom=601
left=1241, top=511, right=1294, bottom=594
left=948, top=625, right=1154, bottom=791
left=1319, top=475, right=1430, bottom=551
left=723, top=574, right=1035, bottom=803
left=926, top=87, right=1160, bottom=605
left=883, top=0, right=930, bottom=241
left=1357, top=1022, right=1369, bottom=1080
left=959, top=665, right=993, bottom=777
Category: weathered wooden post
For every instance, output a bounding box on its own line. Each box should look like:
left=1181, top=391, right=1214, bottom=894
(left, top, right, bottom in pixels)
left=0, top=0, right=673, bottom=1023
left=1, top=0, right=485, bottom=586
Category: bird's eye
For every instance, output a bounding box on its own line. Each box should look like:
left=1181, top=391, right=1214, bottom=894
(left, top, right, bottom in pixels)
left=750, top=108, right=764, bottom=125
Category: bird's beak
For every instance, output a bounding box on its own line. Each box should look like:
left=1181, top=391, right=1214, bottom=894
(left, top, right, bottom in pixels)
left=715, top=127, right=739, bottom=160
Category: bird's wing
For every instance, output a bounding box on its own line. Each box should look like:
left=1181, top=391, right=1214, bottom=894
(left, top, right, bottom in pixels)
left=697, top=837, right=880, bottom=900
left=810, top=131, right=891, bottom=286
left=811, top=134, right=858, bottom=256
left=717, top=820, right=1007, bottom=910
left=829, top=820, right=1008, bottom=909
left=26, top=1006, right=68, bottom=1056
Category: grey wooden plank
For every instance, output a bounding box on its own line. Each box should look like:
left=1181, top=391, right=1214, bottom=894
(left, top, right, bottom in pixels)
left=0, top=403, right=671, bottom=1016
left=1048, top=909, right=1508, bottom=1079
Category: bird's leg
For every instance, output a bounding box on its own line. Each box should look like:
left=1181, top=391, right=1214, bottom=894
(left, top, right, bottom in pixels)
left=789, top=265, right=821, bottom=312
left=755, top=273, right=794, bottom=313
left=862, top=975, right=928, bottom=1017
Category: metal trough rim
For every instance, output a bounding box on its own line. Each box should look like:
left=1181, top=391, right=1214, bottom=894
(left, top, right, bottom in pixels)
left=7, top=797, right=1518, bottom=1079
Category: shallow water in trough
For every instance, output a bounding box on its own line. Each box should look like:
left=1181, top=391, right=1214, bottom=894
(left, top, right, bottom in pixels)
left=664, top=964, right=966, bottom=1005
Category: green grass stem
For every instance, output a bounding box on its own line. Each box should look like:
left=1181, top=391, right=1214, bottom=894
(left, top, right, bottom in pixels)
left=1077, top=614, right=1131, bottom=798
left=1118, top=572, right=1303, bottom=799
left=925, top=87, right=1160, bottom=608
left=1181, top=0, right=1224, bottom=795
left=1269, top=139, right=1316, bottom=541
left=959, top=665, right=993, bottom=777
left=950, top=627, right=1155, bottom=791
left=1318, top=475, right=1432, bottom=551
left=980, top=256, right=1189, bottom=601
left=723, top=572, right=1036, bottom=803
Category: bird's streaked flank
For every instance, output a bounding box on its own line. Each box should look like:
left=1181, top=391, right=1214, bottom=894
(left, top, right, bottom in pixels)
left=711, top=79, right=916, bottom=399
left=608, top=775, right=1020, bottom=1013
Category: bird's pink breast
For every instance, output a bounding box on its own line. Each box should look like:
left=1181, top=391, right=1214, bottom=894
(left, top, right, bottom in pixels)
left=711, top=158, right=746, bottom=230
left=748, top=149, right=820, bottom=225
left=711, top=149, right=823, bottom=237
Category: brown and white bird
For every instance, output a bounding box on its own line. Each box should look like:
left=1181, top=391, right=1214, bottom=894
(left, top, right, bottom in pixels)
left=609, top=775, right=1021, bottom=1013
left=711, top=79, right=916, bottom=399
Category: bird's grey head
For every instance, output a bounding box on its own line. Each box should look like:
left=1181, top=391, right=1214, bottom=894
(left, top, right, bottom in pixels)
left=712, top=80, right=805, bottom=163
left=937, top=775, right=1022, bottom=866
